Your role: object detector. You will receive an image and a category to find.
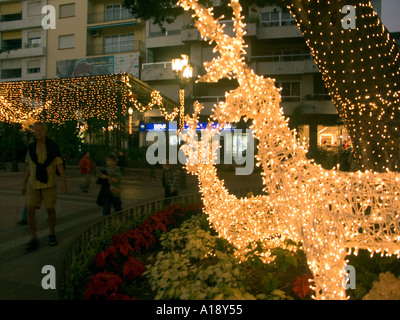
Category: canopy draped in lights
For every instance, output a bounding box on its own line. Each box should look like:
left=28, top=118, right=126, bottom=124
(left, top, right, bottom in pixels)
left=0, top=73, right=179, bottom=126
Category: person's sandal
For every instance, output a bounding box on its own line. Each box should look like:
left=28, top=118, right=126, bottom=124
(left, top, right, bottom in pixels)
left=26, top=238, right=39, bottom=252
left=48, top=235, right=58, bottom=246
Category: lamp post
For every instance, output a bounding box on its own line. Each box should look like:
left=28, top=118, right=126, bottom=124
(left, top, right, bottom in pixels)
left=128, top=107, right=133, bottom=135
left=171, top=54, right=193, bottom=131
left=171, top=54, right=192, bottom=188
left=128, top=107, right=133, bottom=148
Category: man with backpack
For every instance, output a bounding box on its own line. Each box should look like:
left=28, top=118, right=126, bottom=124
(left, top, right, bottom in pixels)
left=22, top=122, right=67, bottom=252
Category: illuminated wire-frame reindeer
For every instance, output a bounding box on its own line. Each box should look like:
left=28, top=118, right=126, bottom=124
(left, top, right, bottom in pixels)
left=178, top=0, right=400, bottom=299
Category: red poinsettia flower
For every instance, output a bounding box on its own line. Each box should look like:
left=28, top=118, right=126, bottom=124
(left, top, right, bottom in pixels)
left=114, top=241, right=133, bottom=257
left=291, top=274, right=314, bottom=299
left=131, top=228, right=156, bottom=252
left=122, top=256, right=145, bottom=282
left=95, top=246, right=118, bottom=268
left=83, top=271, right=123, bottom=300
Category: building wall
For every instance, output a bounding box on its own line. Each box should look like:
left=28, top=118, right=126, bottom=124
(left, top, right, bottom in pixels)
left=46, top=0, right=88, bottom=78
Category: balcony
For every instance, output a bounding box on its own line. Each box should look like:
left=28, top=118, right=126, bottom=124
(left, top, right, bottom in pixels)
left=141, top=61, right=174, bottom=81
left=0, top=13, right=22, bottom=22
left=146, top=29, right=182, bottom=48
left=248, top=53, right=318, bottom=75
left=0, top=45, right=45, bottom=60
left=87, top=40, right=145, bottom=56
left=256, top=24, right=302, bottom=40
left=141, top=61, right=200, bottom=82
left=180, top=22, right=256, bottom=42
left=88, top=9, right=136, bottom=24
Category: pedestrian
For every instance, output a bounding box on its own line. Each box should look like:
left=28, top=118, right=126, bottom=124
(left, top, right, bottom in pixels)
left=79, top=151, right=95, bottom=193
left=117, top=151, right=126, bottom=173
left=17, top=136, right=35, bottom=226
left=98, top=154, right=122, bottom=215
left=162, top=162, right=178, bottom=202
left=22, top=122, right=67, bottom=252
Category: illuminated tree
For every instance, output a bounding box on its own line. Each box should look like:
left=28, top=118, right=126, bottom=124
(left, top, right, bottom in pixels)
left=282, top=0, right=400, bottom=172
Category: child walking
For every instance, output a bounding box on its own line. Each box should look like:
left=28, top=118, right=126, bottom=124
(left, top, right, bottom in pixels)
left=99, top=154, right=122, bottom=215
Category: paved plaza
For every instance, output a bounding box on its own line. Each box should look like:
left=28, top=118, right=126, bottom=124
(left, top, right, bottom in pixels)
left=0, top=162, right=262, bottom=300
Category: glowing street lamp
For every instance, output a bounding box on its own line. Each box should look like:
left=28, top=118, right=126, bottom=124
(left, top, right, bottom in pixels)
left=172, top=54, right=193, bottom=130
left=128, top=107, right=133, bottom=135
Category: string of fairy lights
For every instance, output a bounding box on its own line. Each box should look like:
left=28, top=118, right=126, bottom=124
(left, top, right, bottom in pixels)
left=285, top=0, right=400, bottom=172
left=0, top=73, right=177, bottom=128
left=178, top=0, right=400, bottom=300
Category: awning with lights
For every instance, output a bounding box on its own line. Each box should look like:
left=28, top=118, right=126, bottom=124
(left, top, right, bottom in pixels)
left=0, top=73, right=178, bottom=125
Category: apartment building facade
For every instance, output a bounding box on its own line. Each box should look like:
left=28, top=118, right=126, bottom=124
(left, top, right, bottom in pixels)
left=141, top=4, right=346, bottom=153
left=0, top=0, right=47, bottom=81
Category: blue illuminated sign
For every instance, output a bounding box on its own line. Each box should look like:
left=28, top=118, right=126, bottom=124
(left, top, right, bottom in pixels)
left=143, top=122, right=236, bottom=132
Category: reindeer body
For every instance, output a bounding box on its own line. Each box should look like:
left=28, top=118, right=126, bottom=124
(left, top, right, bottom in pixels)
left=179, top=0, right=400, bottom=299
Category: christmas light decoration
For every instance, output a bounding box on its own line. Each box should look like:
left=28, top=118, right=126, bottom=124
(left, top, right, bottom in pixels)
left=178, top=0, right=400, bottom=300
left=284, top=0, right=400, bottom=172
left=0, top=73, right=177, bottom=126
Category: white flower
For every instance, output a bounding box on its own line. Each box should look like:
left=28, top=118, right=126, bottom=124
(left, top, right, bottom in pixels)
left=363, top=272, right=400, bottom=300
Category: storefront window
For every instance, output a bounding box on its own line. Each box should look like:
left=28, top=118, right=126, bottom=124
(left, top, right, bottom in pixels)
left=295, top=124, right=352, bottom=150
left=318, top=125, right=352, bottom=149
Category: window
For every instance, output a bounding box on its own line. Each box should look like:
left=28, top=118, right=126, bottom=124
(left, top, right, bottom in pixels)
left=104, top=4, right=132, bottom=21
left=28, top=1, right=41, bottom=16
left=103, top=33, right=133, bottom=54
left=27, top=60, right=41, bottom=74
left=277, top=81, right=301, bottom=102
left=1, top=59, right=21, bottom=79
left=27, top=31, right=41, bottom=47
left=260, top=10, right=295, bottom=27
left=2, top=30, right=22, bottom=50
left=58, top=34, right=74, bottom=49
left=59, top=3, right=75, bottom=18
left=0, top=2, right=22, bottom=21
left=1, top=68, right=21, bottom=78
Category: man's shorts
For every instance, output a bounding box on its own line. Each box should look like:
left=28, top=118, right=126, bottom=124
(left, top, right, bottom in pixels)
left=26, top=185, right=57, bottom=210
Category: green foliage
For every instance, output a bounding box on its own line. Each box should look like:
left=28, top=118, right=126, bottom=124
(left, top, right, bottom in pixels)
left=308, top=147, right=353, bottom=171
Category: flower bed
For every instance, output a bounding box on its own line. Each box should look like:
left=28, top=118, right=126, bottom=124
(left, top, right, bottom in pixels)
left=82, top=202, right=315, bottom=300
left=75, top=201, right=400, bottom=300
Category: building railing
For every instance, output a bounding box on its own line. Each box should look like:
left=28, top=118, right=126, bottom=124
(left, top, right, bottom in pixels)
left=0, top=13, right=22, bottom=22
left=87, top=10, right=135, bottom=24
left=86, top=40, right=145, bottom=56
left=193, top=96, right=226, bottom=104
left=141, top=61, right=172, bottom=71
left=248, top=53, right=313, bottom=63
left=149, top=29, right=181, bottom=38
left=57, top=187, right=264, bottom=299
